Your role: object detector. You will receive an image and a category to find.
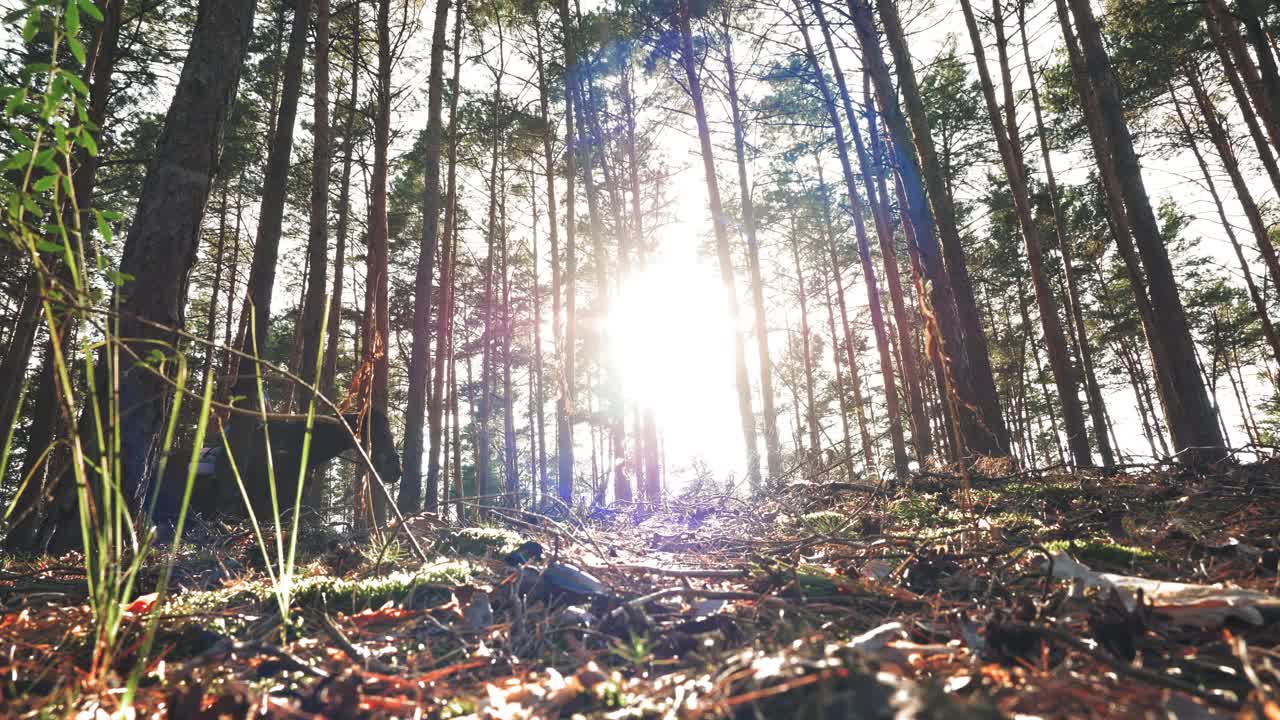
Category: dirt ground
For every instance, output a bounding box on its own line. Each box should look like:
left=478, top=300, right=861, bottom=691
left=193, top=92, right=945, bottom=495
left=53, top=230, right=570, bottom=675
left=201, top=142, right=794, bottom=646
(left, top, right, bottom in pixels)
left=2, top=461, right=1279, bottom=718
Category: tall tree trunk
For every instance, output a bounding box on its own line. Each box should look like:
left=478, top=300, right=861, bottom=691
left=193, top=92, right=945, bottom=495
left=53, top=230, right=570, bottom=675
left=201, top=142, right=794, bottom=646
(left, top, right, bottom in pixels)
left=794, top=1, right=908, bottom=476
left=299, top=0, right=331, bottom=406
left=851, top=0, right=1010, bottom=459
left=819, top=196, right=875, bottom=473
left=529, top=170, right=549, bottom=502
left=722, top=4, right=782, bottom=480
left=1237, top=0, right=1280, bottom=139
left=42, top=0, right=258, bottom=551
left=788, top=218, right=821, bottom=460
left=569, top=59, right=627, bottom=504
left=821, top=268, right=858, bottom=481
left=362, top=0, right=394, bottom=526
left=4, top=0, right=123, bottom=542
left=619, top=61, right=662, bottom=502
left=401, top=0, right=453, bottom=513
left=426, top=2, right=464, bottom=514
left=676, top=0, right=761, bottom=491
left=236, top=0, right=312, bottom=399
left=500, top=175, right=518, bottom=506
left=960, top=0, right=1091, bottom=467
left=810, top=0, right=927, bottom=466
left=1060, top=0, right=1226, bottom=462
left=476, top=80, right=502, bottom=511
left=863, top=79, right=930, bottom=465
left=1016, top=2, right=1113, bottom=468
left=323, top=20, right=360, bottom=399
left=556, top=0, right=577, bottom=504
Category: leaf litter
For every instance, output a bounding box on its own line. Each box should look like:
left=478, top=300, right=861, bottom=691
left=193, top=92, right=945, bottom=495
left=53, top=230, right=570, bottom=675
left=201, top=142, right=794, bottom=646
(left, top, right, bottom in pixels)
left=1, top=462, right=1279, bottom=718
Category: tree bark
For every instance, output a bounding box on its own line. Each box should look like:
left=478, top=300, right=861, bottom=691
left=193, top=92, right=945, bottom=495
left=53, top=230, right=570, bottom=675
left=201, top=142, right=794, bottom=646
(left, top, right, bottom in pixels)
left=960, top=0, right=1090, bottom=467
left=722, top=4, right=782, bottom=480
left=426, top=1, right=464, bottom=515
left=1060, top=0, right=1225, bottom=462
left=556, top=0, right=577, bottom=504
left=41, top=0, right=257, bottom=551
left=794, top=0, right=908, bottom=476
left=851, top=0, right=1010, bottom=459
left=401, top=0, right=452, bottom=513
left=1016, top=1, right=1113, bottom=469
left=676, top=0, right=762, bottom=491
left=361, top=0, right=394, bottom=527
left=236, top=0, right=312, bottom=400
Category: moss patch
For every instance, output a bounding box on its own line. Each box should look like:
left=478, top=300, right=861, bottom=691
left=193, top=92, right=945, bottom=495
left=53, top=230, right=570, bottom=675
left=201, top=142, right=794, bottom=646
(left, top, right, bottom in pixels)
left=438, top=527, right=524, bottom=557
left=291, top=561, right=472, bottom=613
left=1046, top=539, right=1165, bottom=568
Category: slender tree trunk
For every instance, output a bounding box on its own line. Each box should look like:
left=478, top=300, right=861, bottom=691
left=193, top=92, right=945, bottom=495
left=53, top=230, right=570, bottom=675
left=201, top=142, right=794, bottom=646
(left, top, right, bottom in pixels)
left=722, top=4, right=781, bottom=480
left=821, top=270, right=858, bottom=481
left=298, top=0, right=331, bottom=450
left=862, top=80, right=930, bottom=466
left=1061, top=0, right=1225, bottom=462
left=450, top=340, right=463, bottom=521
left=676, top=0, right=761, bottom=491
left=788, top=218, right=821, bottom=459
left=323, top=21, right=360, bottom=399
left=794, top=2, right=908, bottom=476
left=1207, top=0, right=1280, bottom=153
left=476, top=72, right=503, bottom=510
left=426, top=3, right=465, bottom=514
left=200, top=187, right=228, bottom=404
left=960, top=0, right=1090, bottom=467
left=529, top=171, right=549, bottom=502
left=1016, top=2, right=1113, bottom=468
left=1237, top=0, right=1280, bottom=142
left=619, top=62, right=662, bottom=501
left=501, top=175, right=518, bottom=506
left=569, top=58, right=627, bottom=504
left=556, top=0, right=577, bottom=504
left=237, top=0, right=312, bottom=400
left=401, top=0, right=453, bottom=514
left=809, top=0, right=926, bottom=468
left=820, top=204, right=875, bottom=473
left=361, top=0, right=394, bottom=527
left=851, top=0, right=1010, bottom=459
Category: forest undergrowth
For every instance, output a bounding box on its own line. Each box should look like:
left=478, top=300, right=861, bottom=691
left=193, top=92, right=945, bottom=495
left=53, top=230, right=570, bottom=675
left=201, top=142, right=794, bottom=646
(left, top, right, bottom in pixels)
left=1, top=462, right=1278, bottom=719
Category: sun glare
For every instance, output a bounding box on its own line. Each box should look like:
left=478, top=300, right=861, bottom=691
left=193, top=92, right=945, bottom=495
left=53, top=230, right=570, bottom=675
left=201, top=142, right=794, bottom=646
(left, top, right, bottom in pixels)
left=607, top=244, right=749, bottom=485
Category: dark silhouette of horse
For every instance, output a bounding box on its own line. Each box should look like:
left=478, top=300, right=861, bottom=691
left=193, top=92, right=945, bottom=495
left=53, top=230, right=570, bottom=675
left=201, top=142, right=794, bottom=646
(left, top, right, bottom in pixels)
left=152, top=410, right=401, bottom=523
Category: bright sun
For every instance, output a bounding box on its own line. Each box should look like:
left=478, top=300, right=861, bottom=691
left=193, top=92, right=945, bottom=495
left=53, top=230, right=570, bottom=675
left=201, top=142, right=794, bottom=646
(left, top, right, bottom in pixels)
left=606, top=241, right=750, bottom=485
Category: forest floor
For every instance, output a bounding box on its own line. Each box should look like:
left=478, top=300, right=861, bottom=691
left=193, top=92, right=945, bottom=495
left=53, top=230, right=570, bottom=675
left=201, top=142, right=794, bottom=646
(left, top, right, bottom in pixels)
left=2, top=462, right=1280, bottom=718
